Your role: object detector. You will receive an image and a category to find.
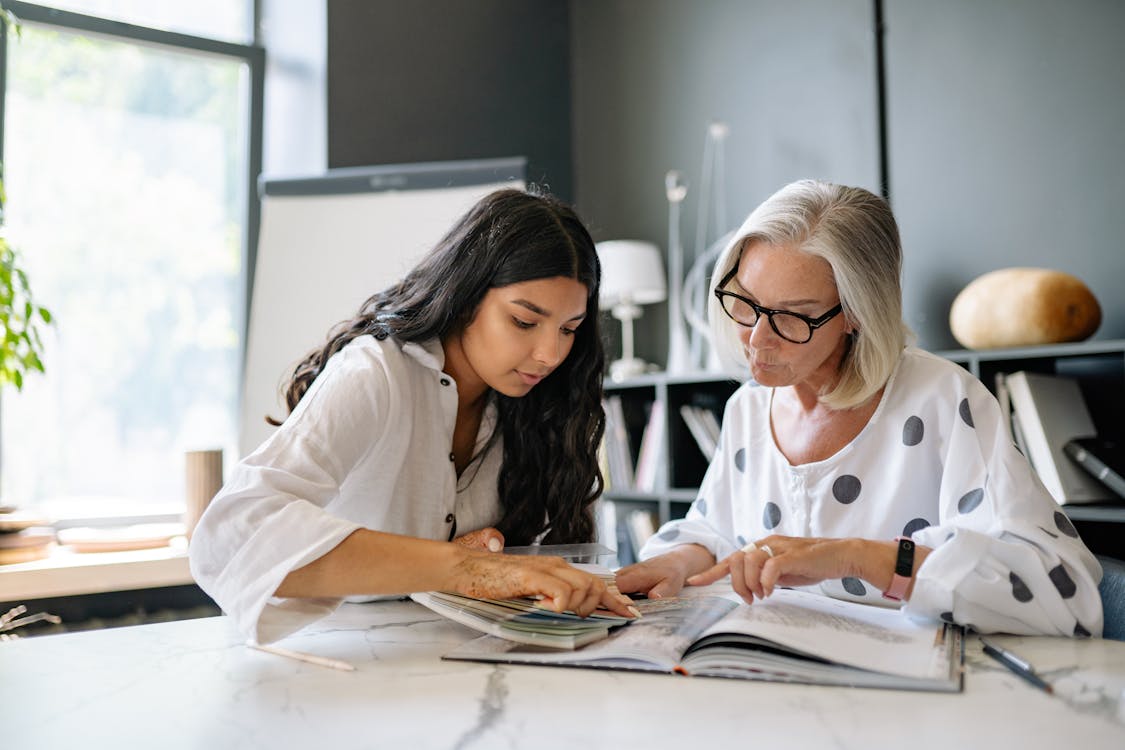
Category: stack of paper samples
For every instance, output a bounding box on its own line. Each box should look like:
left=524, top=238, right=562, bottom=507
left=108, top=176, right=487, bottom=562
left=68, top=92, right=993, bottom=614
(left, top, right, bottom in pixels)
left=411, top=563, right=632, bottom=649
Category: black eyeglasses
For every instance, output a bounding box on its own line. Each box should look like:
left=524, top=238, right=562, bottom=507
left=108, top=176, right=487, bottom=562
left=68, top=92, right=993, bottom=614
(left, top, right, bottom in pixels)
left=713, top=267, right=843, bottom=344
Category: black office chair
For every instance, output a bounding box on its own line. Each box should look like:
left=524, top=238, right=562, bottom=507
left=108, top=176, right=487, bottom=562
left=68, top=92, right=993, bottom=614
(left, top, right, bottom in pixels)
left=1097, top=555, right=1125, bottom=641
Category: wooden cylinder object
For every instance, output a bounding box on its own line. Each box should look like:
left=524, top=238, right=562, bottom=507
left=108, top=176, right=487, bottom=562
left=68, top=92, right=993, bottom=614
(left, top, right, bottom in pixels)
left=184, top=449, right=224, bottom=537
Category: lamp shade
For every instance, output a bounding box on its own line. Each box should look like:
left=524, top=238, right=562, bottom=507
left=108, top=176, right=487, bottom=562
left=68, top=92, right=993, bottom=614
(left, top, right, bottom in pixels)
left=596, top=240, right=667, bottom=307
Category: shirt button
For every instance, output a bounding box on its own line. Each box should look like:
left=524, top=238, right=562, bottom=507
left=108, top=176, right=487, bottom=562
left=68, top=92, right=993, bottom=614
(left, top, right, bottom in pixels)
left=449, top=452, right=456, bottom=462
left=445, top=513, right=455, bottom=523
left=440, top=377, right=451, bottom=386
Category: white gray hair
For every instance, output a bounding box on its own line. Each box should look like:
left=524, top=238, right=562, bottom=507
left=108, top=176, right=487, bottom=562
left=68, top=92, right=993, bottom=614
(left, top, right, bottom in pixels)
left=708, top=179, right=912, bottom=409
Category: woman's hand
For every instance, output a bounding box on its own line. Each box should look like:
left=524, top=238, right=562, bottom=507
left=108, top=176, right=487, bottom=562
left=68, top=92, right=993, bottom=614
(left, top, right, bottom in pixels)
left=453, top=526, right=505, bottom=552
left=615, top=545, right=717, bottom=599
left=687, top=536, right=922, bottom=604
left=448, top=551, right=638, bottom=619
left=277, top=528, right=638, bottom=613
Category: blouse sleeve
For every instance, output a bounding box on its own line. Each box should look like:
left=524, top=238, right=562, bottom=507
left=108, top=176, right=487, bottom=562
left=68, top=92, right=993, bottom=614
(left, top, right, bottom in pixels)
left=188, top=345, right=391, bottom=643
left=905, top=377, right=1104, bottom=637
left=638, top=396, right=745, bottom=563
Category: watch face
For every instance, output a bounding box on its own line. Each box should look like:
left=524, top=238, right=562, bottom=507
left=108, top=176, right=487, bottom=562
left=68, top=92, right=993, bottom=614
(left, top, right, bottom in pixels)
left=895, top=538, right=915, bottom=576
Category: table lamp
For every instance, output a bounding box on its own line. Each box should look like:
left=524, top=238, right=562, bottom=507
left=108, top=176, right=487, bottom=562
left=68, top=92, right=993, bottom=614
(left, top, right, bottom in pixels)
left=596, top=240, right=667, bottom=381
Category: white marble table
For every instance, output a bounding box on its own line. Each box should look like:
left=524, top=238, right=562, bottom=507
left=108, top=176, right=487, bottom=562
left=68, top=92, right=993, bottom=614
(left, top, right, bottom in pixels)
left=4, top=599, right=1125, bottom=749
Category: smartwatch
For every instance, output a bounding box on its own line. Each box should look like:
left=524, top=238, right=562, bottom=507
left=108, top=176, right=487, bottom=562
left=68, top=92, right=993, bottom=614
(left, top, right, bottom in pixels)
left=882, top=536, right=915, bottom=601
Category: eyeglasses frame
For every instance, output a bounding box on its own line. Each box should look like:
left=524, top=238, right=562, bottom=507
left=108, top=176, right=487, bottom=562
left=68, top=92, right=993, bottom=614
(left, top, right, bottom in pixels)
left=713, top=266, right=843, bottom=344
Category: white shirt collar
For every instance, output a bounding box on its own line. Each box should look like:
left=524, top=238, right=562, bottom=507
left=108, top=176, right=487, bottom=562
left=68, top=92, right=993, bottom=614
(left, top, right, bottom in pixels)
left=401, top=338, right=445, bottom=372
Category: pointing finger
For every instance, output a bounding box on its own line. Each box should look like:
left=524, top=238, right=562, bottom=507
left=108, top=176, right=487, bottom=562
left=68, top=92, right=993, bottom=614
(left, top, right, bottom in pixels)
left=686, top=560, right=730, bottom=586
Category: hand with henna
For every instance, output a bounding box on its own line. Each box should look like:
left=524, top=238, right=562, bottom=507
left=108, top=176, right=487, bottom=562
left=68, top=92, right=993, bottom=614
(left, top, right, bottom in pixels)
left=453, top=526, right=505, bottom=552
left=448, top=551, right=638, bottom=618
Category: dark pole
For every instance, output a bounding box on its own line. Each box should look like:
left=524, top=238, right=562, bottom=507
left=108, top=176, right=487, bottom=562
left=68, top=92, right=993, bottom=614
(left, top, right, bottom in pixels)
left=873, top=0, right=890, bottom=202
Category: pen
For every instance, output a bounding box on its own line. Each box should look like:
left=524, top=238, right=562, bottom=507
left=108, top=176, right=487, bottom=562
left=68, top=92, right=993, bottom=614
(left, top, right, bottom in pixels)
left=980, top=638, right=1052, bottom=694
left=246, top=640, right=357, bottom=672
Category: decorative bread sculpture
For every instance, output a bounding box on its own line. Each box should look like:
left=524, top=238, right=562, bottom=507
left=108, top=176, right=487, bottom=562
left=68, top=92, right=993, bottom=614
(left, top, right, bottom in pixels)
left=949, top=268, right=1101, bottom=349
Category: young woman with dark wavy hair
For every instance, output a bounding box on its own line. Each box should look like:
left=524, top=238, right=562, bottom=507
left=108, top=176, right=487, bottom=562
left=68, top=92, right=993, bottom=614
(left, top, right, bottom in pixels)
left=190, top=188, right=635, bottom=642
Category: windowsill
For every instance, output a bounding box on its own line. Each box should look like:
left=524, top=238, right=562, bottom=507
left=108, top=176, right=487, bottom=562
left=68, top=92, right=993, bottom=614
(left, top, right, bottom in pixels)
left=0, top=537, right=194, bottom=602
left=38, top=500, right=187, bottom=530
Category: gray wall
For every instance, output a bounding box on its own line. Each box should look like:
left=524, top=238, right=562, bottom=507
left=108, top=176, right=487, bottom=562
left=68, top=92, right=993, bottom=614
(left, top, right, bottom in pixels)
left=574, top=0, right=1125, bottom=357
left=571, top=0, right=880, bottom=365
left=324, top=0, right=1125, bottom=358
left=326, top=0, right=572, bottom=198
left=885, top=0, right=1125, bottom=349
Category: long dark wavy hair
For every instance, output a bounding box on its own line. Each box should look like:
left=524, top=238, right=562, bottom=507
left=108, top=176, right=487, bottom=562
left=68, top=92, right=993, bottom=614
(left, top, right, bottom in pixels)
left=269, top=188, right=606, bottom=545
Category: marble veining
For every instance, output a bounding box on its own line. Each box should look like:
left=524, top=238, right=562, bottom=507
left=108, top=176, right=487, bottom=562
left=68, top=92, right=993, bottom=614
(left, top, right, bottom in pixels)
left=452, top=665, right=510, bottom=750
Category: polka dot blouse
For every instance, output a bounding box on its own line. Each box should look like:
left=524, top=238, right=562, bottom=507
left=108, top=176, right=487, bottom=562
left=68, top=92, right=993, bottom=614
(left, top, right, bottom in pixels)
left=640, top=347, right=1103, bottom=637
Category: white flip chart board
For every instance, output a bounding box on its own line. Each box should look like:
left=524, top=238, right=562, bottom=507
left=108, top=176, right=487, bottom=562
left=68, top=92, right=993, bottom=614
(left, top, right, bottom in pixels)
left=239, top=158, right=525, bottom=456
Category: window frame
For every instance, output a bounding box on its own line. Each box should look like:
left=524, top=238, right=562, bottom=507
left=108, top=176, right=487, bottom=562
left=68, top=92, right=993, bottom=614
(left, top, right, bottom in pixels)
left=0, top=1, right=264, bottom=524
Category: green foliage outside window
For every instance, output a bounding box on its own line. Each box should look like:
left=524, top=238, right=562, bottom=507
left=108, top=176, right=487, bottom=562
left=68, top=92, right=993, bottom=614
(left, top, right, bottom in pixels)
left=1, top=8, right=52, bottom=392
left=0, top=0, right=53, bottom=393
left=0, top=178, right=54, bottom=391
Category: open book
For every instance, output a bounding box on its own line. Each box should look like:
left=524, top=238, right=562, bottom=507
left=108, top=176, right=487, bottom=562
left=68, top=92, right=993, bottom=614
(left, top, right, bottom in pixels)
left=437, top=587, right=963, bottom=692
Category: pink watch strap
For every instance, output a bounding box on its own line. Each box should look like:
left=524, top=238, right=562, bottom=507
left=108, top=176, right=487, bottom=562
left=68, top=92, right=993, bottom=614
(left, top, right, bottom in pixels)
left=882, top=536, right=915, bottom=601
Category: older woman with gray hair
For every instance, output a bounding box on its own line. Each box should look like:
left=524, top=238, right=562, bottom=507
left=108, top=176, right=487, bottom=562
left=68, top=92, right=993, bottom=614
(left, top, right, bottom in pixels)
left=615, top=179, right=1103, bottom=637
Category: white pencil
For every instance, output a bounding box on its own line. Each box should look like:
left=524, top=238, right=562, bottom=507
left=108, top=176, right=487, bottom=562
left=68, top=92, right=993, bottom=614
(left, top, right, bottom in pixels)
left=246, top=640, right=356, bottom=672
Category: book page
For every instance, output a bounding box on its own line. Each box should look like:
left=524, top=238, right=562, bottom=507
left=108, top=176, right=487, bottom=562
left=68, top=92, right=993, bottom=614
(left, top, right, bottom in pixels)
left=694, top=588, right=947, bottom=680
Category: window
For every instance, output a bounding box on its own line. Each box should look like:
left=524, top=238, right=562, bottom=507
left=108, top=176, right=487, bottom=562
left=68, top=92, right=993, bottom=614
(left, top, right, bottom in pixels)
left=0, top=2, right=262, bottom=519
left=26, top=0, right=254, bottom=43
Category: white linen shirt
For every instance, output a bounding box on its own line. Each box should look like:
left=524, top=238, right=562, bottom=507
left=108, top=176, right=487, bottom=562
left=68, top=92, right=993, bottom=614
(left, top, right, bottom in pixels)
left=189, top=335, right=503, bottom=643
left=641, top=347, right=1104, bottom=637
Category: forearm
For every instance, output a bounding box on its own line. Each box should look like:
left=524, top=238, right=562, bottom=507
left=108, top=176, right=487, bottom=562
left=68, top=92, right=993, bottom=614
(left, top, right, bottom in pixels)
left=275, top=528, right=468, bottom=598
left=850, top=538, right=931, bottom=600
left=275, top=527, right=638, bottom=620
left=666, top=543, right=719, bottom=579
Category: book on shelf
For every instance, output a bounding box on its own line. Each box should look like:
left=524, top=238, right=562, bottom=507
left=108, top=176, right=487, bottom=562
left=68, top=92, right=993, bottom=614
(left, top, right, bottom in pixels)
left=596, top=439, right=612, bottom=492
left=613, top=513, right=637, bottom=566
left=1010, top=398, right=1031, bottom=460
left=625, top=507, right=659, bottom=556
left=596, top=497, right=618, bottom=558
left=632, top=399, right=665, bottom=493
left=699, top=407, right=722, bottom=446
left=1005, top=371, right=1113, bottom=504
left=439, top=586, right=963, bottom=692
left=994, top=372, right=1014, bottom=444
left=602, top=396, right=635, bottom=490
left=1063, top=437, right=1125, bottom=501
left=679, top=404, right=718, bottom=460
left=995, top=372, right=1031, bottom=457
left=411, top=563, right=630, bottom=649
